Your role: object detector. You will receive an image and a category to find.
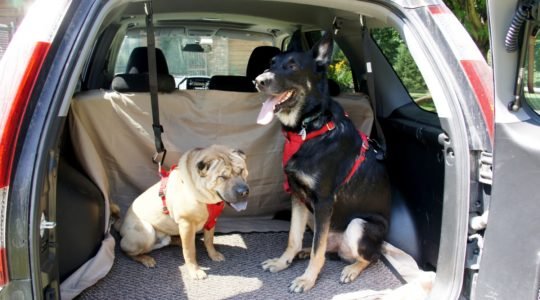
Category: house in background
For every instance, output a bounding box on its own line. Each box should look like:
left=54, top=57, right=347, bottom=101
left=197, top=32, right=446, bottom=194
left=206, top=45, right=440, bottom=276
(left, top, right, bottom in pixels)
left=0, top=1, right=33, bottom=60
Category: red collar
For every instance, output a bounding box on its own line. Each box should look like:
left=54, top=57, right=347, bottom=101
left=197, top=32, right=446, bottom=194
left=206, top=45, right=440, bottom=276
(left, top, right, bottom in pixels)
left=281, top=120, right=368, bottom=193
left=284, top=121, right=336, bottom=142
left=158, top=165, right=225, bottom=230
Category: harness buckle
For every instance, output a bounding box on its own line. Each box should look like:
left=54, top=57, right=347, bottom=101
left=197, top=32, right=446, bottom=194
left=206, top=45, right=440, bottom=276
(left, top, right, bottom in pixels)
left=299, top=127, right=307, bottom=140
left=326, top=122, right=335, bottom=131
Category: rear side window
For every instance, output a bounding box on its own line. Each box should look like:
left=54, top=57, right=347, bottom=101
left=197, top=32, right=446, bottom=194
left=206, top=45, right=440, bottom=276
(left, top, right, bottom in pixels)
left=371, top=28, right=434, bottom=112
left=303, top=31, right=355, bottom=93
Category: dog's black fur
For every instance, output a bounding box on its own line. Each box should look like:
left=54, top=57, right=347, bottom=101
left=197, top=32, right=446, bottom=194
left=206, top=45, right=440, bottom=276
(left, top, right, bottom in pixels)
left=256, top=32, right=391, bottom=292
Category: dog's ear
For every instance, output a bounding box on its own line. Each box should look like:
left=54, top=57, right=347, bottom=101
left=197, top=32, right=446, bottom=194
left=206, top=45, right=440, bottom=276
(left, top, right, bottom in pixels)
left=286, top=29, right=304, bottom=52
left=312, top=31, right=334, bottom=67
left=232, top=149, right=246, bottom=160
left=197, top=160, right=211, bottom=177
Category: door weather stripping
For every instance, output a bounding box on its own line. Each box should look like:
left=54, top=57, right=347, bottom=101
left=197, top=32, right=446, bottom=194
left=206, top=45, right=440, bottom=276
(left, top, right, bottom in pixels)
left=478, top=151, right=493, bottom=185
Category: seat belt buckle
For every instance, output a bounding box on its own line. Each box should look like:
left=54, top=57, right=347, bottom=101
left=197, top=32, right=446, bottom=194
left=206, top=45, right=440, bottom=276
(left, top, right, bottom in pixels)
left=153, top=149, right=167, bottom=165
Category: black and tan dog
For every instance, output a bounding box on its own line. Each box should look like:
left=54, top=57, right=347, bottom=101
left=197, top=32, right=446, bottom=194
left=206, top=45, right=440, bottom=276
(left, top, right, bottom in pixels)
left=255, top=32, right=391, bottom=292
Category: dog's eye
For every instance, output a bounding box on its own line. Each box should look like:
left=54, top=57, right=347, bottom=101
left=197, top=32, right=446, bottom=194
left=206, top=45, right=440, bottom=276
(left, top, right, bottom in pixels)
left=270, top=57, right=276, bottom=66
left=286, top=59, right=298, bottom=71
left=218, top=175, right=230, bottom=180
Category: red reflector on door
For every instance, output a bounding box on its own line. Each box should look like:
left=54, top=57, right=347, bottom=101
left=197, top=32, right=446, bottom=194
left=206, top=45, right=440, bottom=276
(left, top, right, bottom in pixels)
left=428, top=5, right=450, bottom=15
left=461, top=60, right=494, bottom=142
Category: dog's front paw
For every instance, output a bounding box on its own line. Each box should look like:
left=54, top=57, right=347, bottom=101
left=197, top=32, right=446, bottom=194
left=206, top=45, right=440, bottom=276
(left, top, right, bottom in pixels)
left=289, top=275, right=316, bottom=293
left=261, top=258, right=290, bottom=273
left=340, top=264, right=361, bottom=284
left=208, top=251, right=225, bottom=262
left=185, top=266, right=208, bottom=280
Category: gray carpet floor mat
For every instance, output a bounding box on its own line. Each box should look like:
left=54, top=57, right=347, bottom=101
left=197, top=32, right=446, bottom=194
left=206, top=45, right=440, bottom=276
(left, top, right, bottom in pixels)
left=77, top=232, right=402, bottom=299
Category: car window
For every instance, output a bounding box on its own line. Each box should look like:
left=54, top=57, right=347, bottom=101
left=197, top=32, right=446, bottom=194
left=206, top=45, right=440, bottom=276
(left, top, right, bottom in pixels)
left=328, top=47, right=355, bottom=93
left=303, top=31, right=355, bottom=93
left=371, top=27, right=434, bottom=112
left=523, top=34, right=540, bottom=114
left=113, top=28, right=273, bottom=88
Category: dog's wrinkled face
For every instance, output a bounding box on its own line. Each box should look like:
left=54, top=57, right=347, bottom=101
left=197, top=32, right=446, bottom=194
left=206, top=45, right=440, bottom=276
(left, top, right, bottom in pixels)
left=195, top=145, right=249, bottom=211
left=255, top=32, right=334, bottom=127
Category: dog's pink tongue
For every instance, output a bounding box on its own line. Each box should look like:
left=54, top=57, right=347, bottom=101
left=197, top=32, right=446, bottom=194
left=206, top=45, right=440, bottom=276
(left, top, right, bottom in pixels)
left=256, top=97, right=279, bottom=125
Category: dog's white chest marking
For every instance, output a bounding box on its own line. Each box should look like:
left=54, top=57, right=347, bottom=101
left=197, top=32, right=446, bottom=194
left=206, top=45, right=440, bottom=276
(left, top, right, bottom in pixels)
left=277, top=104, right=302, bottom=127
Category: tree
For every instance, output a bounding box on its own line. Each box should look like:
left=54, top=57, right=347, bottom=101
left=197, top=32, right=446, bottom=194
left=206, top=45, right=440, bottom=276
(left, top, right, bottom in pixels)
left=445, top=0, right=489, bottom=58
left=394, top=44, right=428, bottom=93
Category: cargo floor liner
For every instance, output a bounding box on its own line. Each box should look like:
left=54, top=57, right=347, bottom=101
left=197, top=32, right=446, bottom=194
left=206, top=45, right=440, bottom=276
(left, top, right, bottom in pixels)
left=77, top=231, right=403, bottom=299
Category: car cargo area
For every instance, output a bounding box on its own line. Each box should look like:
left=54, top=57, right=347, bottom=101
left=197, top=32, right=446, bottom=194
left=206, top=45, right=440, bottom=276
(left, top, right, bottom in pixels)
left=57, top=91, right=442, bottom=299
left=76, top=232, right=403, bottom=299
left=48, top=1, right=446, bottom=299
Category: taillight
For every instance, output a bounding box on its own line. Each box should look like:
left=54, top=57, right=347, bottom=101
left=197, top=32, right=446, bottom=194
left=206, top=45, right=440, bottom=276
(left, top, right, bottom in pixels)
left=0, top=41, right=51, bottom=286
left=0, top=42, right=51, bottom=188
left=0, top=0, right=70, bottom=288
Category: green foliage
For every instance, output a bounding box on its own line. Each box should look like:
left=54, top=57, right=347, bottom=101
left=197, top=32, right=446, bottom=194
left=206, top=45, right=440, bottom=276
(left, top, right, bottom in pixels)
left=445, top=0, right=489, bottom=58
left=372, top=28, right=428, bottom=94
left=328, top=48, right=354, bottom=92
left=394, top=44, right=428, bottom=93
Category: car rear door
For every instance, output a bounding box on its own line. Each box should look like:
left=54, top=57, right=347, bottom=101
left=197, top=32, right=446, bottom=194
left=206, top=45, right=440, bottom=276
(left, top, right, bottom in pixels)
left=0, top=0, right=102, bottom=298
left=475, top=1, right=540, bottom=299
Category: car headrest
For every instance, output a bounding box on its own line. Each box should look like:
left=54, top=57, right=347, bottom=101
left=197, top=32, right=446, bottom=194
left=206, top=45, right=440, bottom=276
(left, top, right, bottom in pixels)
left=125, top=47, right=170, bottom=74
left=111, top=74, right=176, bottom=93
left=246, top=46, right=281, bottom=80
left=111, top=47, right=175, bottom=93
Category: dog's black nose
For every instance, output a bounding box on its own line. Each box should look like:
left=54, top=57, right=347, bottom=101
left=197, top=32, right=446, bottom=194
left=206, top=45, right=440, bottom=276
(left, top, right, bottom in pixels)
left=235, top=185, right=249, bottom=198
left=255, top=77, right=265, bottom=87
left=255, top=73, right=272, bottom=88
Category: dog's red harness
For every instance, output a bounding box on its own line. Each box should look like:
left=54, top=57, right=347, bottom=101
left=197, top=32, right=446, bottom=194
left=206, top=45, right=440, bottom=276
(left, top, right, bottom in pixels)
left=158, top=165, right=225, bottom=230
left=282, top=121, right=369, bottom=193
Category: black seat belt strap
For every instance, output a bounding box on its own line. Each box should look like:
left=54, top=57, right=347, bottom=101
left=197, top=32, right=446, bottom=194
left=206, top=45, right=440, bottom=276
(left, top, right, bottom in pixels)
left=144, top=1, right=166, bottom=164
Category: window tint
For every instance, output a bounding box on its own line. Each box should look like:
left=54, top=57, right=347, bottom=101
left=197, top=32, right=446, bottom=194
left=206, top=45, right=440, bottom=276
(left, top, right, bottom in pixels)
left=113, top=29, right=272, bottom=87
left=523, top=34, right=540, bottom=114
left=371, top=28, right=434, bottom=112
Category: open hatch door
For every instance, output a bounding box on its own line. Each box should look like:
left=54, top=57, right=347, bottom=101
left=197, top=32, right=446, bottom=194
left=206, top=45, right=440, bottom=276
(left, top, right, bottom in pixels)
left=475, top=1, right=540, bottom=299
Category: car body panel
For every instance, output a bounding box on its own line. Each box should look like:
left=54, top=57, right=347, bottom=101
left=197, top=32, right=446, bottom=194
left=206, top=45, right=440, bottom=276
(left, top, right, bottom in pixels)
left=475, top=1, right=540, bottom=299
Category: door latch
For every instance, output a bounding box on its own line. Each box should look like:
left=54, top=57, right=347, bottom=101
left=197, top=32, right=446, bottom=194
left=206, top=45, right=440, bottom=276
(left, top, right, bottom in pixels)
left=40, top=213, right=56, bottom=238
left=479, top=151, right=493, bottom=185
